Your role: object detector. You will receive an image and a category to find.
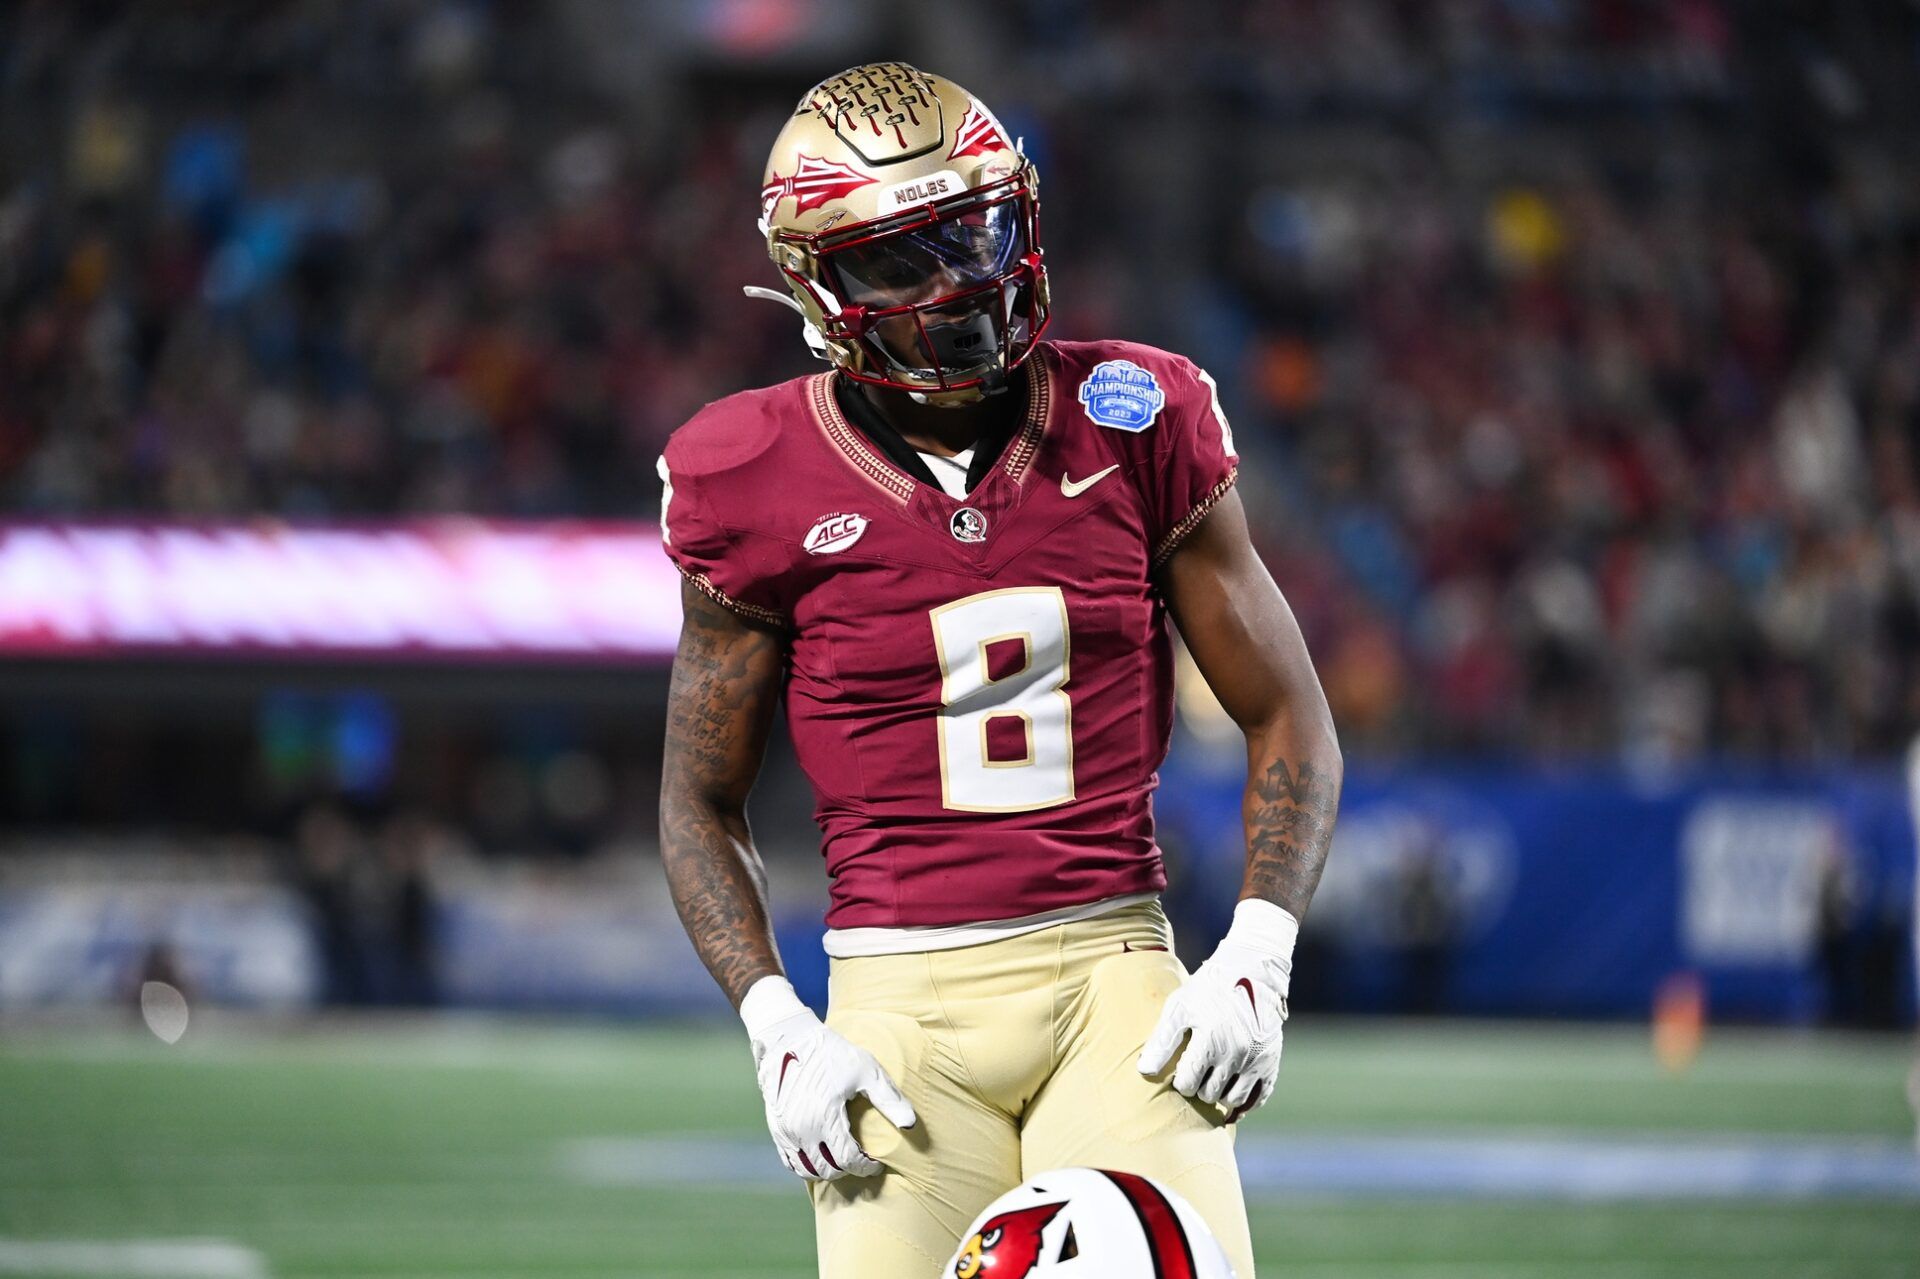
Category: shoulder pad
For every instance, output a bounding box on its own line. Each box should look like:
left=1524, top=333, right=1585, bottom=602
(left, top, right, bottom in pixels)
left=663, top=377, right=812, bottom=479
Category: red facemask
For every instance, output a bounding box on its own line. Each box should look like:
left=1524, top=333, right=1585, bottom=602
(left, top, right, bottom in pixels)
left=776, top=168, right=1050, bottom=395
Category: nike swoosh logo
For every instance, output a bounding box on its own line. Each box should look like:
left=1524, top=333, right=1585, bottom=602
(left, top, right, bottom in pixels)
left=777, top=1051, right=799, bottom=1095
left=1121, top=941, right=1169, bottom=953
left=1060, top=464, right=1119, bottom=498
left=1235, top=977, right=1260, bottom=1026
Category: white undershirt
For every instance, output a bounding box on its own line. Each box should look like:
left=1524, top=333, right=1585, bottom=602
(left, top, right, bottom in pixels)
left=823, top=891, right=1160, bottom=958
left=918, top=447, right=974, bottom=499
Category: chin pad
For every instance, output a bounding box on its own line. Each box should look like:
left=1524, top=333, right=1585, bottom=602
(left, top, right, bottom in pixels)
left=923, top=312, right=999, bottom=372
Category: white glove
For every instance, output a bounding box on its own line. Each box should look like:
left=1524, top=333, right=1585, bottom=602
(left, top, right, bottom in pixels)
left=1137, top=899, right=1297, bottom=1121
left=740, top=975, right=917, bottom=1181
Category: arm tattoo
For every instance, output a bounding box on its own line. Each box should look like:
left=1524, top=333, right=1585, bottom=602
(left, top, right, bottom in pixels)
left=1242, top=756, right=1339, bottom=919
left=659, top=584, right=786, bottom=1007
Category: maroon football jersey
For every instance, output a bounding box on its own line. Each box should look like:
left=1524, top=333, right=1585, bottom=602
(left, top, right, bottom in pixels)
left=660, top=340, right=1237, bottom=930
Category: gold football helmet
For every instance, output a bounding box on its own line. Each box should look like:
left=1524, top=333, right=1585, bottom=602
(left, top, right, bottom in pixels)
left=749, top=62, right=1050, bottom=403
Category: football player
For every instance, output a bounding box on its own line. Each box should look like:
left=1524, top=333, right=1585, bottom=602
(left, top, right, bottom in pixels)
left=657, top=63, right=1342, bottom=1279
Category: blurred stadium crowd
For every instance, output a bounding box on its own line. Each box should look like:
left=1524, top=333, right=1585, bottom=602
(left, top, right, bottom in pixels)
left=4, top=0, right=1920, bottom=767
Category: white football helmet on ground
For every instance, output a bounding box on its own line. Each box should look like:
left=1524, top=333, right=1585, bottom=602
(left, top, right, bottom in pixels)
left=946, top=1167, right=1236, bottom=1279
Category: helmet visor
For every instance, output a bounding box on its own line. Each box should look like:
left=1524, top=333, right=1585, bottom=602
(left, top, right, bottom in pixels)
left=826, top=201, right=1026, bottom=311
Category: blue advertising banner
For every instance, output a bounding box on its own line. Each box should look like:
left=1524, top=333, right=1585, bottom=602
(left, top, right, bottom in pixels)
left=1153, top=754, right=1917, bottom=1025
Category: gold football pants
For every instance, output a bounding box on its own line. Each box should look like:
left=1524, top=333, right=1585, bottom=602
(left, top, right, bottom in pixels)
left=809, top=899, right=1255, bottom=1278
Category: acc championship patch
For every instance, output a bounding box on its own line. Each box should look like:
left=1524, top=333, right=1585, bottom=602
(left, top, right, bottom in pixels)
left=1077, top=359, right=1166, bottom=432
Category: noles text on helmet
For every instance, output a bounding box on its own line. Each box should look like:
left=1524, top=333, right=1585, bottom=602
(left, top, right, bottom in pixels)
left=747, top=62, right=1051, bottom=406
left=945, top=1167, right=1239, bottom=1278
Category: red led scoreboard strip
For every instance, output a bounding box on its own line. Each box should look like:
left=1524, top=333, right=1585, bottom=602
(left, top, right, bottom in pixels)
left=0, top=521, right=681, bottom=663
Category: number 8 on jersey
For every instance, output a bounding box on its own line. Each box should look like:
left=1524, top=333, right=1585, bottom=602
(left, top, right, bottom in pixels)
left=930, top=587, right=1074, bottom=813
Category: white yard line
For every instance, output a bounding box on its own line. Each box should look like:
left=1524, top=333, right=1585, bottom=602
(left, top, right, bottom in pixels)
left=0, top=1239, right=269, bottom=1278
left=558, top=1132, right=1920, bottom=1202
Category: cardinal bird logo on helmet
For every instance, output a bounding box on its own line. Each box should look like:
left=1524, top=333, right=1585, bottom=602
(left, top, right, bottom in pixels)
left=951, top=1201, right=1064, bottom=1279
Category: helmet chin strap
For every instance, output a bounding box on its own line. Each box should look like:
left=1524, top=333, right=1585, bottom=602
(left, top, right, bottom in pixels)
left=742, top=286, right=833, bottom=361
left=741, top=285, right=803, bottom=314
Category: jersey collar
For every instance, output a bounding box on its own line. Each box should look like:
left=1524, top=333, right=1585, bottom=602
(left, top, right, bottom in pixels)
left=810, top=346, right=1053, bottom=504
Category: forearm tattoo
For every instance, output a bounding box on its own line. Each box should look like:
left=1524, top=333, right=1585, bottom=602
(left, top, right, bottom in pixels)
left=659, top=587, right=785, bottom=1006
left=1242, top=756, right=1340, bottom=919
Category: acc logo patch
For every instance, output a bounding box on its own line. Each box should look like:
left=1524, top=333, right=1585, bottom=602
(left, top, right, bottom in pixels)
left=1077, top=359, right=1166, bottom=432
left=804, top=512, right=868, bottom=555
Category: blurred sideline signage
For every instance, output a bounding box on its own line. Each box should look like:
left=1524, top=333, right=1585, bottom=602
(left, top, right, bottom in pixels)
left=0, top=521, right=679, bottom=662
left=435, top=863, right=727, bottom=1014
left=0, top=876, right=315, bottom=1009
left=1680, top=798, right=1835, bottom=965
left=3, top=768, right=1910, bottom=1023
left=1156, top=757, right=1917, bottom=1023
left=0, top=856, right=784, bottom=1016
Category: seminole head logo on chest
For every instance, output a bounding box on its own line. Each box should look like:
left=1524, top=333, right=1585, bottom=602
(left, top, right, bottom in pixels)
left=950, top=506, right=988, bottom=543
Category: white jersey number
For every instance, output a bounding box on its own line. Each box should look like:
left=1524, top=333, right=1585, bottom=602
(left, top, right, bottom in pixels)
left=929, top=587, right=1075, bottom=813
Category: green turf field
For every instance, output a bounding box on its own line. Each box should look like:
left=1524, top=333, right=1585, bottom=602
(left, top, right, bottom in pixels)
left=2, top=1017, right=1915, bottom=1277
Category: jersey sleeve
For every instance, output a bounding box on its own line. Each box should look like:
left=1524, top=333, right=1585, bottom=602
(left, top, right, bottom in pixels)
left=1138, top=354, right=1239, bottom=566
left=656, top=450, right=791, bottom=629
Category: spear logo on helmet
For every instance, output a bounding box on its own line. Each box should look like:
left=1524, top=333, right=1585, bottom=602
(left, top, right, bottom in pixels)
left=760, top=155, right=877, bottom=222
left=947, top=103, right=1008, bottom=161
